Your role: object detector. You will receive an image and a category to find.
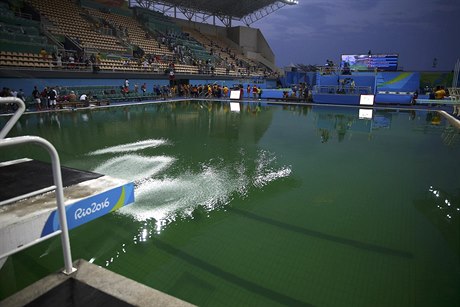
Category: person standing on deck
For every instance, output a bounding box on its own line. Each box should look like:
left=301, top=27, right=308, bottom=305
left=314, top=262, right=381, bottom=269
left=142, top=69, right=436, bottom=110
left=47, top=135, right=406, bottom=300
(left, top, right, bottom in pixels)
left=32, top=86, right=41, bottom=110
left=252, top=85, right=258, bottom=99
left=48, top=87, right=58, bottom=109
left=434, top=86, right=446, bottom=99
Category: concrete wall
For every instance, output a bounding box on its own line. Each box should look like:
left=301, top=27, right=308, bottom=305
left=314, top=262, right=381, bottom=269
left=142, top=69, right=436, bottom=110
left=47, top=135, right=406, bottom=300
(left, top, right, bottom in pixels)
left=255, top=28, right=275, bottom=64
left=175, top=19, right=276, bottom=69
left=226, top=26, right=275, bottom=67
left=174, top=18, right=227, bottom=37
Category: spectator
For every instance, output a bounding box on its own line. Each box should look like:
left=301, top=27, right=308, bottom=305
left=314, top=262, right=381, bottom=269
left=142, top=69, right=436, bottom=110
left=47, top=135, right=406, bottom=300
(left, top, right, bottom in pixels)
left=39, top=48, right=48, bottom=60
left=41, top=87, right=48, bottom=109
left=32, top=86, right=41, bottom=110
left=257, top=87, right=262, bottom=100
left=17, top=89, right=25, bottom=102
left=56, top=53, right=62, bottom=67
left=68, top=91, right=77, bottom=102
left=434, top=86, right=446, bottom=99
left=48, top=87, right=57, bottom=109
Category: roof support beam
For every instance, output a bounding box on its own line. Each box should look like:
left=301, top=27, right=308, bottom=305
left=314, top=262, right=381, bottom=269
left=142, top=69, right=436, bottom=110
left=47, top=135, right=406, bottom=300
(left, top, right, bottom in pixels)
left=242, top=2, right=287, bottom=26
left=129, top=0, right=296, bottom=27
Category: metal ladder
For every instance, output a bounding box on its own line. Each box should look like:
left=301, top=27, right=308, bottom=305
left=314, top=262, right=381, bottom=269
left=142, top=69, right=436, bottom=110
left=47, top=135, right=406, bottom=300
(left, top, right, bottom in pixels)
left=0, top=97, right=76, bottom=274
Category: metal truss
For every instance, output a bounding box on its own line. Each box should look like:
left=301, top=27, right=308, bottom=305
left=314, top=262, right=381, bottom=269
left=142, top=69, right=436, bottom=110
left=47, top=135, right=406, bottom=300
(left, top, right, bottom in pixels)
left=241, top=2, right=288, bottom=26
left=129, top=0, right=297, bottom=27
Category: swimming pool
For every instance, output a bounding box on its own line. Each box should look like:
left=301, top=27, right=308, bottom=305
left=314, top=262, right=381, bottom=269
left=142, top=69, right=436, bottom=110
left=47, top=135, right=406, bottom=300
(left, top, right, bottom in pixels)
left=1, top=101, right=459, bottom=306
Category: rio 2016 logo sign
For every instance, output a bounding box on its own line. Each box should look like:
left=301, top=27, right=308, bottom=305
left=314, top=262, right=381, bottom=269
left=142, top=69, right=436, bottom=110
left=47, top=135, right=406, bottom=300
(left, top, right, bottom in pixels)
left=74, top=198, right=110, bottom=220
left=40, top=183, right=135, bottom=237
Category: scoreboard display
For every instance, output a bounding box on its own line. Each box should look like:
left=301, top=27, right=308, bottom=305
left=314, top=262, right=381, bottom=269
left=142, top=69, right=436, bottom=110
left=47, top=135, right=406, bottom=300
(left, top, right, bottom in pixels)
left=341, top=54, right=399, bottom=71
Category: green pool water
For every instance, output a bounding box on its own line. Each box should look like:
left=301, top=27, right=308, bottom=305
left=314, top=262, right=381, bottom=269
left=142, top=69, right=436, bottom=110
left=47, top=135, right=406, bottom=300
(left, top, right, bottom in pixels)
left=1, top=101, right=459, bottom=306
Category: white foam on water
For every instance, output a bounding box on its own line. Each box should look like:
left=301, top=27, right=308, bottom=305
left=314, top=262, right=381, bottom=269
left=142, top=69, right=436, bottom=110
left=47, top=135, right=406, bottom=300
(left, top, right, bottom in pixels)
left=88, top=139, right=170, bottom=155
left=253, top=166, right=292, bottom=188
left=117, top=149, right=291, bottom=233
left=119, top=164, right=241, bottom=226
left=253, top=150, right=292, bottom=188
left=93, top=154, right=175, bottom=181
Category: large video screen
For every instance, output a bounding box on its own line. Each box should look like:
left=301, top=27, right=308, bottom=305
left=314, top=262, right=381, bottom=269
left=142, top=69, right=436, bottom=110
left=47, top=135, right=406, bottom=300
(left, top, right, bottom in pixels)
left=341, top=54, right=399, bottom=71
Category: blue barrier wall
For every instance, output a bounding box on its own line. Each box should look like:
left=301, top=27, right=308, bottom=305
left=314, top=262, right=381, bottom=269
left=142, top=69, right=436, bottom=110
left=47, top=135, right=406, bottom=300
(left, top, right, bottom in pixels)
left=376, top=72, right=420, bottom=92
left=281, top=71, right=316, bottom=87
left=281, top=72, right=316, bottom=87
left=0, top=77, right=270, bottom=98
left=374, top=72, right=420, bottom=104
left=0, top=77, right=171, bottom=97
left=316, top=73, right=376, bottom=92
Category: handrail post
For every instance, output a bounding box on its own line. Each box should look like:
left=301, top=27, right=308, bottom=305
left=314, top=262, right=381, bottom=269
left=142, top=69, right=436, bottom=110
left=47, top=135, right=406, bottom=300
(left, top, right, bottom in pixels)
left=44, top=139, right=76, bottom=275
left=0, top=97, right=26, bottom=139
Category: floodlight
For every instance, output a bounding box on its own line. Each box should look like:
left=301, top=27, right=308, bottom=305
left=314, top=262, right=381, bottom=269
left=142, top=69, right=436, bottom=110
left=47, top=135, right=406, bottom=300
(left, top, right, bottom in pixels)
left=281, top=0, right=299, bottom=5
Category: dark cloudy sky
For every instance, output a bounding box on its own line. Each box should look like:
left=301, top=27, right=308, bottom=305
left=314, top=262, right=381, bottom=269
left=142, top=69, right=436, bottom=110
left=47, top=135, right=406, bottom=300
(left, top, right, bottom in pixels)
left=252, top=0, right=460, bottom=71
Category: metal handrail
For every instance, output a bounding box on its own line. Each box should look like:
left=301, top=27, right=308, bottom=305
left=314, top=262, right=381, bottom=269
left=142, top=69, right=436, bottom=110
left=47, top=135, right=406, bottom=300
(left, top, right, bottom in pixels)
left=312, top=85, right=373, bottom=95
left=0, top=97, right=25, bottom=139
left=0, top=97, right=76, bottom=275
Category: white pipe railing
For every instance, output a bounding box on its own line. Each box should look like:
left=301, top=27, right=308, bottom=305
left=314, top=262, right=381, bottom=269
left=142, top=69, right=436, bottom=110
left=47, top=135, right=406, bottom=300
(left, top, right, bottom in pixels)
left=453, top=59, right=459, bottom=88
left=0, top=97, right=25, bottom=139
left=0, top=97, right=76, bottom=275
left=312, top=85, right=373, bottom=95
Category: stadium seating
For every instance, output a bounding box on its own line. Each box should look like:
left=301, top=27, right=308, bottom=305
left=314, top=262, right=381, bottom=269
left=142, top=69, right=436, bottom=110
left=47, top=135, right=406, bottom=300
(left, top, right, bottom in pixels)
left=0, top=0, right=273, bottom=76
left=0, top=51, right=53, bottom=69
left=27, top=0, right=127, bottom=53
left=83, top=7, right=172, bottom=56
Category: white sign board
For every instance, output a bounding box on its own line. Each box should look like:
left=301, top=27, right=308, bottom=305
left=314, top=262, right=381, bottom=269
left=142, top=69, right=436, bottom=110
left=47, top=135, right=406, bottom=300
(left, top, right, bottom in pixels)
left=360, top=94, right=374, bottom=105
left=230, top=90, right=241, bottom=100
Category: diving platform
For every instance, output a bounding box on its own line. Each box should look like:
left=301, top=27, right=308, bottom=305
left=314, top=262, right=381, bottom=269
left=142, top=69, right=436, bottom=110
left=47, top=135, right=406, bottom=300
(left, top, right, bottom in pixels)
left=0, top=158, right=135, bottom=264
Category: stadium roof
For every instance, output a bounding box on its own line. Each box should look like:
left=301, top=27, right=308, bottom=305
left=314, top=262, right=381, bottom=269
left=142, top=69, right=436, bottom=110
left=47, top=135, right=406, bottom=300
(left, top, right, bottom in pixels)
left=130, top=0, right=298, bottom=26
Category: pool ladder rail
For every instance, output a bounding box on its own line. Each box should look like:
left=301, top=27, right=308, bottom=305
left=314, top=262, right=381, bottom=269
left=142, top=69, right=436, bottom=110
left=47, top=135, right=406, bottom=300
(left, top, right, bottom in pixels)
left=0, top=97, right=76, bottom=275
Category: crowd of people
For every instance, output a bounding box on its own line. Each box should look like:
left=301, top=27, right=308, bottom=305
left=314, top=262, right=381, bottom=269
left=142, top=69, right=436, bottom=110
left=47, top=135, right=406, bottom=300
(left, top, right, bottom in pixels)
left=0, top=80, right=269, bottom=112
left=38, top=48, right=102, bottom=71
left=282, top=83, right=311, bottom=100
left=0, top=85, right=93, bottom=112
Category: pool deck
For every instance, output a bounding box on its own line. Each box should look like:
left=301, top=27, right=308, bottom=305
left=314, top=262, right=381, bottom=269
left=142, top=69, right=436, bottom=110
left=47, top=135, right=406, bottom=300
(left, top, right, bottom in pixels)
left=0, top=259, right=194, bottom=307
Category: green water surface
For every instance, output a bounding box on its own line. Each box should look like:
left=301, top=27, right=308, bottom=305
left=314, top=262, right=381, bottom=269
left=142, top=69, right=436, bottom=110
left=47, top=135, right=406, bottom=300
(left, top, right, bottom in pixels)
left=1, top=101, right=459, bottom=306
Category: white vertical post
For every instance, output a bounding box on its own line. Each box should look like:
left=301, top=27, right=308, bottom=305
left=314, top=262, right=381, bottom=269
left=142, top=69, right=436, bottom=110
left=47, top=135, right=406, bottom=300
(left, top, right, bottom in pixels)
left=0, top=97, right=25, bottom=139
left=452, top=59, right=459, bottom=88
left=40, top=138, right=76, bottom=275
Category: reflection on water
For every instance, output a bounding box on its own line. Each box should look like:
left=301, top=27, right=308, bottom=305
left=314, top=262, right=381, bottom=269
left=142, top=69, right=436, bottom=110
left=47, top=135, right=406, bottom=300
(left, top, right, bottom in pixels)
left=414, top=186, right=460, bottom=256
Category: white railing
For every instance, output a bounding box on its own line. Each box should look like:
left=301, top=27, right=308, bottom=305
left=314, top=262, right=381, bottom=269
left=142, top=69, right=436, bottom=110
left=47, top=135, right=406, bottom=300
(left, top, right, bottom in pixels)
left=0, top=97, right=76, bottom=275
left=452, top=59, right=459, bottom=88
left=312, top=85, right=373, bottom=95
